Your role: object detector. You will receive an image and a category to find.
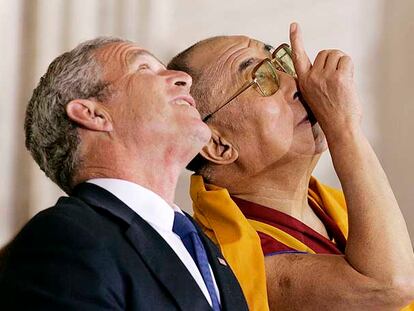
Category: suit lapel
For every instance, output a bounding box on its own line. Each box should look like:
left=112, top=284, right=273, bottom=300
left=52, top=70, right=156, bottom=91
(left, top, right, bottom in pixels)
left=201, top=234, right=247, bottom=311
left=72, top=183, right=212, bottom=311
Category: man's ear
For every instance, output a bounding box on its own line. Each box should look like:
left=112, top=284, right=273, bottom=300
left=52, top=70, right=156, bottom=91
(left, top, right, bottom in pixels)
left=66, top=99, right=113, bottom=132
left=200, top=129, right=238, bottom=165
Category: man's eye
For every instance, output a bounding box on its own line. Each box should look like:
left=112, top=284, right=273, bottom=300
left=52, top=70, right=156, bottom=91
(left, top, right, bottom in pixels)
left=264, top=44, right=274, bottom=53
left=239, top=58, right=255, bottom=72
left=137, top=64, right=150, bottom=71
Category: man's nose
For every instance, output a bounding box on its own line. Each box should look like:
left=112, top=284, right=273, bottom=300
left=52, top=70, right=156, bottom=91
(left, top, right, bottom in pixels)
left=166, top=70, right=193, bottom=89
left=278, top=71, right=299, bottom=96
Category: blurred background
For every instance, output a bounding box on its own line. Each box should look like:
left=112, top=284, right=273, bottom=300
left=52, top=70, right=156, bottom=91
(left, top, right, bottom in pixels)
left=1, top=0, right=413, bottom=247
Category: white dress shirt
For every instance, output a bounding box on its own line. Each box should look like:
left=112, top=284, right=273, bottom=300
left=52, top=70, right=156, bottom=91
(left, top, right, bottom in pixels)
left=87, top=178, right=220, bottom=307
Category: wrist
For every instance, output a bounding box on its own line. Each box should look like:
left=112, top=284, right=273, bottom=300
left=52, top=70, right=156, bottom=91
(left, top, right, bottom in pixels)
left=324, top=122, right=364, bottom=148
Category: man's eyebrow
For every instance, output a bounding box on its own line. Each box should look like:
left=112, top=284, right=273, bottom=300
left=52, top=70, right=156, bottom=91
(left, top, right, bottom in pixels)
left=237, top=43, right=274, bottom=72
left=127, top=50, right=165, bottom=66
left=238, top=57, right=255, bottom=72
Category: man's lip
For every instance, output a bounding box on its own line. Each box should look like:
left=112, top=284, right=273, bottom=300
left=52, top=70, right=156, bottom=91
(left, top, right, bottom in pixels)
left=297, top=113, right=318, bottom=126
left=173, top=95, right=196, bottom=107
left=293, top=91, right=300, bottom=100
left=298, top=115, right=310, bottom=126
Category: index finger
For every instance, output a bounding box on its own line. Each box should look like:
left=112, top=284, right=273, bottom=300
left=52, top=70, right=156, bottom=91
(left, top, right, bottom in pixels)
left=289, top=22, right=312, bottom=77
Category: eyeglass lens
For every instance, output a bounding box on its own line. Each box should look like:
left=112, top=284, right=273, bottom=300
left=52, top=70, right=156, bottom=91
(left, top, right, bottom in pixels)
left=273, top=45, right=297, bottom=77
left=253, top=61, right=279, bottom=96
left=253, top=45, right=297, bottom=97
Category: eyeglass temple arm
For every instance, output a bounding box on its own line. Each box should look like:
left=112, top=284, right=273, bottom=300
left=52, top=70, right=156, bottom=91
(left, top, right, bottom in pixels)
left=203, top=80, right=256, bottom=122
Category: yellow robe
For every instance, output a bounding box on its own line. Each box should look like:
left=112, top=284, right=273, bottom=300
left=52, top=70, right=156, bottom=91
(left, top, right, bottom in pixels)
left=190, top=175, right=413, bottom=311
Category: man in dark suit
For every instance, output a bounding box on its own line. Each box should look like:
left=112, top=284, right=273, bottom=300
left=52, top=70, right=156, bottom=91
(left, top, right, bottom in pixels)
left=0, top=37, right=248, bottom=310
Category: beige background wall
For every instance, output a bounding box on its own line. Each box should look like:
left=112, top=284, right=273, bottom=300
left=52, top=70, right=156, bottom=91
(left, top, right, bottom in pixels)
left=1, top=0, right=413, bottom=247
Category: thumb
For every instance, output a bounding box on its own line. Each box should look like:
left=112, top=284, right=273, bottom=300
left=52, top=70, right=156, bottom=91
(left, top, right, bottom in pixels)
left=289, top=22, right=312, bottom=78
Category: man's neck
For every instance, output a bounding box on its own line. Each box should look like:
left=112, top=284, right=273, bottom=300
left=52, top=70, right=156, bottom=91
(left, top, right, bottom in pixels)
left=213, top=154, right=329, bottom=236
left=75, top=144, right=189, bottom=206
left=231, top=160, right=314, bottom=217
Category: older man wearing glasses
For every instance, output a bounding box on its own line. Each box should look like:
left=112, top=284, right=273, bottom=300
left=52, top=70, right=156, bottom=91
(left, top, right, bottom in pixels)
left=168, top=23, right=414, bottom=310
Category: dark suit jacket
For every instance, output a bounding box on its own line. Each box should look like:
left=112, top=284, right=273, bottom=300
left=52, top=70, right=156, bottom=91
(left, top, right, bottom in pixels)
left=0, top=183, right=248, bottom=311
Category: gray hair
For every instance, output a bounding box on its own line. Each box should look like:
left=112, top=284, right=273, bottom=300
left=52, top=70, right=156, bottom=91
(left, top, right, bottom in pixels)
left=24, top=36, right=126, bottom=194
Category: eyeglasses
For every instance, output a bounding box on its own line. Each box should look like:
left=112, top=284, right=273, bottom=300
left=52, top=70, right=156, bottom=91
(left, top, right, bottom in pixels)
left=203, top=43, right=296, bottom=122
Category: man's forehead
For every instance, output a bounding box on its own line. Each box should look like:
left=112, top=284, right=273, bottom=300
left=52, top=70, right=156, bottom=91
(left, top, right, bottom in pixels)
left=126, top=49, right=164, bottom=66
left=97, top=42, right=163, bottom=66
left=189, top=36, right=268, bottom=71
left=184, top=36, right=275, bottom=117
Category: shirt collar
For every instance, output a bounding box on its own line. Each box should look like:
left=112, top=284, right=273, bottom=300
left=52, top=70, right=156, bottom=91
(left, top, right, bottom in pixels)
left=87, top=178, right=183, bottom=232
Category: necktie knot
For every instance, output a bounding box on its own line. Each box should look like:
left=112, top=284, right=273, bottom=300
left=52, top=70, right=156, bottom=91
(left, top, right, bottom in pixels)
left=173, top=212, right=197, bottom=238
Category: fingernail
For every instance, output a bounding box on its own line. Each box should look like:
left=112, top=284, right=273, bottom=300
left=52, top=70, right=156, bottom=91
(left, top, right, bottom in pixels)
left=290, top=23, right=297, bottom=33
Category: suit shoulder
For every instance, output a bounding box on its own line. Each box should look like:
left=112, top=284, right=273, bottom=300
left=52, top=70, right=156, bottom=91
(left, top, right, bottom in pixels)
left=12, top=195, right=109, bottom=250
left=0, top=196, right=125, bottom=310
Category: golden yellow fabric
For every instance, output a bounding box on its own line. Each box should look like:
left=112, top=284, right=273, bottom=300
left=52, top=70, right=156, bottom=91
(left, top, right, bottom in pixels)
left=308, top=177, right=348, bottom=239
left=190, top=175, right=269, bottom=311
left=190, top=174, right=413, bottom=311
left=402, top=304, right=414, bottom=311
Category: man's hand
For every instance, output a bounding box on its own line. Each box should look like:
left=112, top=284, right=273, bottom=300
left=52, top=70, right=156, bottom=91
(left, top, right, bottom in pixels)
left=260, top=22, right=414, bottom=311
left=289, top=22, right=362, bottom=140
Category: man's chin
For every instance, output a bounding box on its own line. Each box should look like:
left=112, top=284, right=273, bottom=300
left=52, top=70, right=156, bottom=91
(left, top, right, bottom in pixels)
left=312, top=123, right=328, bottom=154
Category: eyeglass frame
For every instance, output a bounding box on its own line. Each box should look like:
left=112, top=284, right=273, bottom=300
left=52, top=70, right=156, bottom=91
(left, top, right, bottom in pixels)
left=202, top=43, right=296, bottom=122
